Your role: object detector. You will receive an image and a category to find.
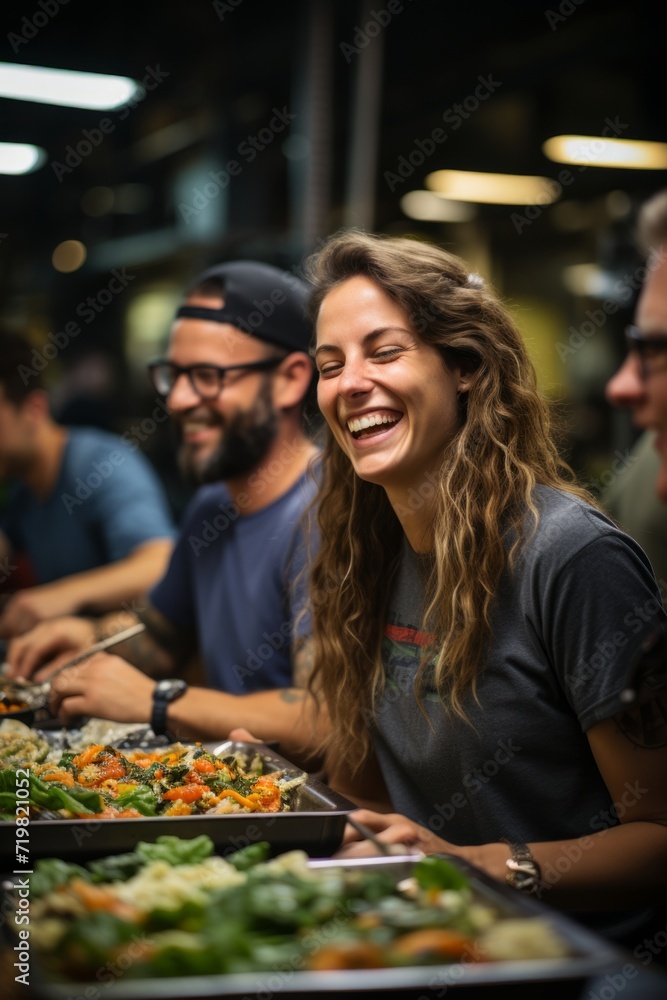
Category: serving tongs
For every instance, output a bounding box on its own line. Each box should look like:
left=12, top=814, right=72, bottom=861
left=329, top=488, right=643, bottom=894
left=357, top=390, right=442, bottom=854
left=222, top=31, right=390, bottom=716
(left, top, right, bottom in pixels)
left=0, top=621, right=146, bottom=701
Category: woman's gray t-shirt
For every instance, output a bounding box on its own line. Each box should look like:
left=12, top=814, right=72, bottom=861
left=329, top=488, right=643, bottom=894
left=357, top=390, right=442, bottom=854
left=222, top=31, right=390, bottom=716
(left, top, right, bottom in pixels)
left=372, top=485, right=665, bottom=850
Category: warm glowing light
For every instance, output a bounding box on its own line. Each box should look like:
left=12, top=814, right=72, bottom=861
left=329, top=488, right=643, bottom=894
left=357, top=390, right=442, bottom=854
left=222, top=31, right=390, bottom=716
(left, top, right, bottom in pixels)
left=562, top=264, right=610, bottom=297
left=52, top=240, right=87, bottom=273
left=0, top=142, right=46, bottom=174
left=425, top=169, right=559, bottom=205
left=0, top=62, right=139, bottom=110
left=543, top=135, right=667, bottom=170
left=400, top=190, right=477, bottom=222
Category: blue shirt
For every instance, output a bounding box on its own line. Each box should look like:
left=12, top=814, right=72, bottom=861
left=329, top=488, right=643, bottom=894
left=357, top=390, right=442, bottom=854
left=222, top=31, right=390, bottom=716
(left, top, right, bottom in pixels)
left=149, top=469, right=318, bottom=694
left=1, top=428, right=175, bottom=583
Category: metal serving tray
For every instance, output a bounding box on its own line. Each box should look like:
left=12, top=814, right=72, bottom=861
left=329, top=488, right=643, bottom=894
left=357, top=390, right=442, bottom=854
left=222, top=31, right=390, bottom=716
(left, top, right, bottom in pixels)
left=16, top=855, right=625, bottom=1000
left=0, top=740, right=355, bottom=862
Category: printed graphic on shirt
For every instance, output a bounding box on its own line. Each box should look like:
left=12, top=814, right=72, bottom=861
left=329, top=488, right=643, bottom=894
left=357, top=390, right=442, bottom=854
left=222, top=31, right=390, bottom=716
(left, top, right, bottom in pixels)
left=382, top=616, right=440, bottom=702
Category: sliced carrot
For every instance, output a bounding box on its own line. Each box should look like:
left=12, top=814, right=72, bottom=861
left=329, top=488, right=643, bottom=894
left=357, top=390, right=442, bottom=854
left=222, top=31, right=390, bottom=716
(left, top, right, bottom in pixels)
left=393, top=929, right=472, bottom=960
left=162, top=784, right=206, bottom=803
left=72, top=744, right=105, bottom=768
left=70, top=878, right=141, bottom=922
left=39, top=770, right=75, bottom=786
left=249, top=775, right=282, bottom=812
left=193, top=759, right=216, bottom=774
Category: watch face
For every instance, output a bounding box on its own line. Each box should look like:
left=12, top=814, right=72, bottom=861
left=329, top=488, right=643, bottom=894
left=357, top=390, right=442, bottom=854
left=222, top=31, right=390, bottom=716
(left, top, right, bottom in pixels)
left=155, top=679, right=187, bottom=701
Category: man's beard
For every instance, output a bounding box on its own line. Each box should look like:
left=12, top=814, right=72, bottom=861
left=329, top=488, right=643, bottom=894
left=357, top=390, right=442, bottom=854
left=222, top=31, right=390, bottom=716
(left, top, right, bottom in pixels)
left=178, top=379, right=278, bottom=486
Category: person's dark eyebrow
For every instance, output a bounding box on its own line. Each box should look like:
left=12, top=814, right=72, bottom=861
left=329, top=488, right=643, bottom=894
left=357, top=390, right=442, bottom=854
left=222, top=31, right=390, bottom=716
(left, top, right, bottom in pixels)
left=313, top=326, right=413, bottom=358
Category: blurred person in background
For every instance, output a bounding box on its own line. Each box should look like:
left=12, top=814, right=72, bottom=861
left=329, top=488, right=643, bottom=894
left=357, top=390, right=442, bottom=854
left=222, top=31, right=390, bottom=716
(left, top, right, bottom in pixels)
left=9, top=262, right=321, bottom=755
left=604, top=188, right=667, bottom=591
left=606, top=191, right=667, bottom=546
left=0, top=331, right=175, bottom=638
left=302, top=230, right=667, bottom=937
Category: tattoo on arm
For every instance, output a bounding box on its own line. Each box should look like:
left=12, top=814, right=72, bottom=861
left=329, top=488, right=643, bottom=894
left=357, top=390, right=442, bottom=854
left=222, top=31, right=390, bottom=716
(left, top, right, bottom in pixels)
left=615, top=690, right=667, bottom=749
left=118, top=605, right=195, bottom=678
left=292, top=637, right=314, bottom=689
left=279, top=689, right=306, bottom=704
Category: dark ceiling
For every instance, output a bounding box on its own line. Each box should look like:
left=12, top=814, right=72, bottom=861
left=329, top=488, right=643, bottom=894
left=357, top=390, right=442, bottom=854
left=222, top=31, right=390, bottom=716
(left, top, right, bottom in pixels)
left=0, top=0, right=662, bottom=353
left=0, top=0, right=661, bottom=256
left=0, top=0, right=660, bottom=491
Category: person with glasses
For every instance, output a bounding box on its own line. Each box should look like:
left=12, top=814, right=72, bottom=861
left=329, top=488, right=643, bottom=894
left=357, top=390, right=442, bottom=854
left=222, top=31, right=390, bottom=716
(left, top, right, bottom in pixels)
left=8, top=262, right=321, bottom=757
left=604, top=190, right=667, bottom=589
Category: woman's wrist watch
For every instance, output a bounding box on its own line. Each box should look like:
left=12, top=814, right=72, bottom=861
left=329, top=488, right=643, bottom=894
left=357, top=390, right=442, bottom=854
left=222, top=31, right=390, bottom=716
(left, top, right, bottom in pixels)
left=501, top=839, right=543, bottom=896
left=150, top=679, right=188, bottom=737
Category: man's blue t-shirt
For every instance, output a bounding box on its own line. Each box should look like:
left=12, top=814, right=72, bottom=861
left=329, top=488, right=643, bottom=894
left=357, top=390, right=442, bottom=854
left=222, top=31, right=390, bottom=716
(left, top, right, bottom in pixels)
left=149, top=470, right=318, bottom=694
left=0, top=428, right=175, bottom=583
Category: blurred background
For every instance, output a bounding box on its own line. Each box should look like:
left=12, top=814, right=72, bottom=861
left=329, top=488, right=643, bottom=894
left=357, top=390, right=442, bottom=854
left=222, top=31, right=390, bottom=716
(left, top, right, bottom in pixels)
left=0, top=0, right=663, bottom=517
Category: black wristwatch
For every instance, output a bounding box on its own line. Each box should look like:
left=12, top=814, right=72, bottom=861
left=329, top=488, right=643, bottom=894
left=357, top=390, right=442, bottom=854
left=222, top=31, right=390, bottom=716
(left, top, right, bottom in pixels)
left=150, top=679, right=188, bottom=737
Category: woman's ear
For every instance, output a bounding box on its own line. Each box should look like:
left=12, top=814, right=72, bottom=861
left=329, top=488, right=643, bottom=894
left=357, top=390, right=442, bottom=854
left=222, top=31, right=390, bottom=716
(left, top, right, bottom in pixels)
left=456, top=367, right=476, bottom=396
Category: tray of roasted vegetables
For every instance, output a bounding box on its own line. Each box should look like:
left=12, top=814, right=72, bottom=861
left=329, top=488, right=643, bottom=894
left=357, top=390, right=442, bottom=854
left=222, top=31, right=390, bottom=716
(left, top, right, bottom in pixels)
left=0, top=733, right=354, bottom=860
left=3, top=835, right=622, bottom=998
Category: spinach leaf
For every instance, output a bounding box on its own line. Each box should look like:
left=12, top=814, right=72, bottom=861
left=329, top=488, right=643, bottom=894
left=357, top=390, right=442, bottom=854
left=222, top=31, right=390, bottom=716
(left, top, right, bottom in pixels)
left=413, top=855, right=469, bottom=891
left=136, top=834, right=214, bottom=866
left=30, top=858, right=91, bottom=897
left=113, top=785, right=159, bottom=816
left=226, top=841, right=270, bottom=871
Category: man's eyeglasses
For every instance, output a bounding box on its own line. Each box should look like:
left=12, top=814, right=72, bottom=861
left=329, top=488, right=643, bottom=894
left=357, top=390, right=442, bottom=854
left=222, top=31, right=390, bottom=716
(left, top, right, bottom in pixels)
left=147, top=358, right=282, bottom=400
left=625, top=325, right=667, bottom=379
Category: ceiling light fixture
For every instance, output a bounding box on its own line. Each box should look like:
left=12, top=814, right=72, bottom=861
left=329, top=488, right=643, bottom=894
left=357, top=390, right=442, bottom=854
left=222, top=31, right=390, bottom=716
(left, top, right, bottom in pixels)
left=425, top=169, right=559, bottom=205
left=400, top=190, right=477, bottom=222
left=0, top=141, right=46, bottom=174
left=543, top=135, right=667, bottom=170
left=0, top=62, right=139, bottom=110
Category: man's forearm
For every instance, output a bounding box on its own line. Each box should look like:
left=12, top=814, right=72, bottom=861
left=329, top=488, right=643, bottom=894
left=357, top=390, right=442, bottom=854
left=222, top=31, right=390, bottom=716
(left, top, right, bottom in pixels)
left=166, top=687, right=322, bottom=766
left=64, top=539, right=173, bottom=614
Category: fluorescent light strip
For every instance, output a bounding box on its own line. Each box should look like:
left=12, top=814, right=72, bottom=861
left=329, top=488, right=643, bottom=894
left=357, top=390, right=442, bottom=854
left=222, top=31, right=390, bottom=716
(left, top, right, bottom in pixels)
left=425, top=169, right=559, bottom=206
left=400, top=190, right=477, bottom=222
left=543, top=135, right=667, bottom=170
left=0, top=62, right=139, bottom=110
left=0, top=142, right=46, bottom=174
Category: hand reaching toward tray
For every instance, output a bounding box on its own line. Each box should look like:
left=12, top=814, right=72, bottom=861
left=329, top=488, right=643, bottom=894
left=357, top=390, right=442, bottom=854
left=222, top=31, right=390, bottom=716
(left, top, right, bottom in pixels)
left=6, top=616, right=97, bottom=681
left=337, top=809, right=448, bottom=858
left=49, top=653, right=154, bottom=725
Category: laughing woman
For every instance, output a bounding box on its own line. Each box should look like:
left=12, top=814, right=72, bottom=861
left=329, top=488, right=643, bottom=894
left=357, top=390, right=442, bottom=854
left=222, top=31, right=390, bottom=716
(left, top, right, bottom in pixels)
left=306, top=230, right=667, bottom=929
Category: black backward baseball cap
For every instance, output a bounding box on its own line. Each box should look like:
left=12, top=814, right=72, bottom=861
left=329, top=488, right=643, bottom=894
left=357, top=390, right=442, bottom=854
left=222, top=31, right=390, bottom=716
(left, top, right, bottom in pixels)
left=175, top=260, right=311, bottom=354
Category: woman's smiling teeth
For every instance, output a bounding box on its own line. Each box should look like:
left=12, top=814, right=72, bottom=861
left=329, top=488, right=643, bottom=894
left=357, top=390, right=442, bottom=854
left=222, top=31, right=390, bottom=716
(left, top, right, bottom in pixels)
left=347, top=412, right=402, bottom=438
